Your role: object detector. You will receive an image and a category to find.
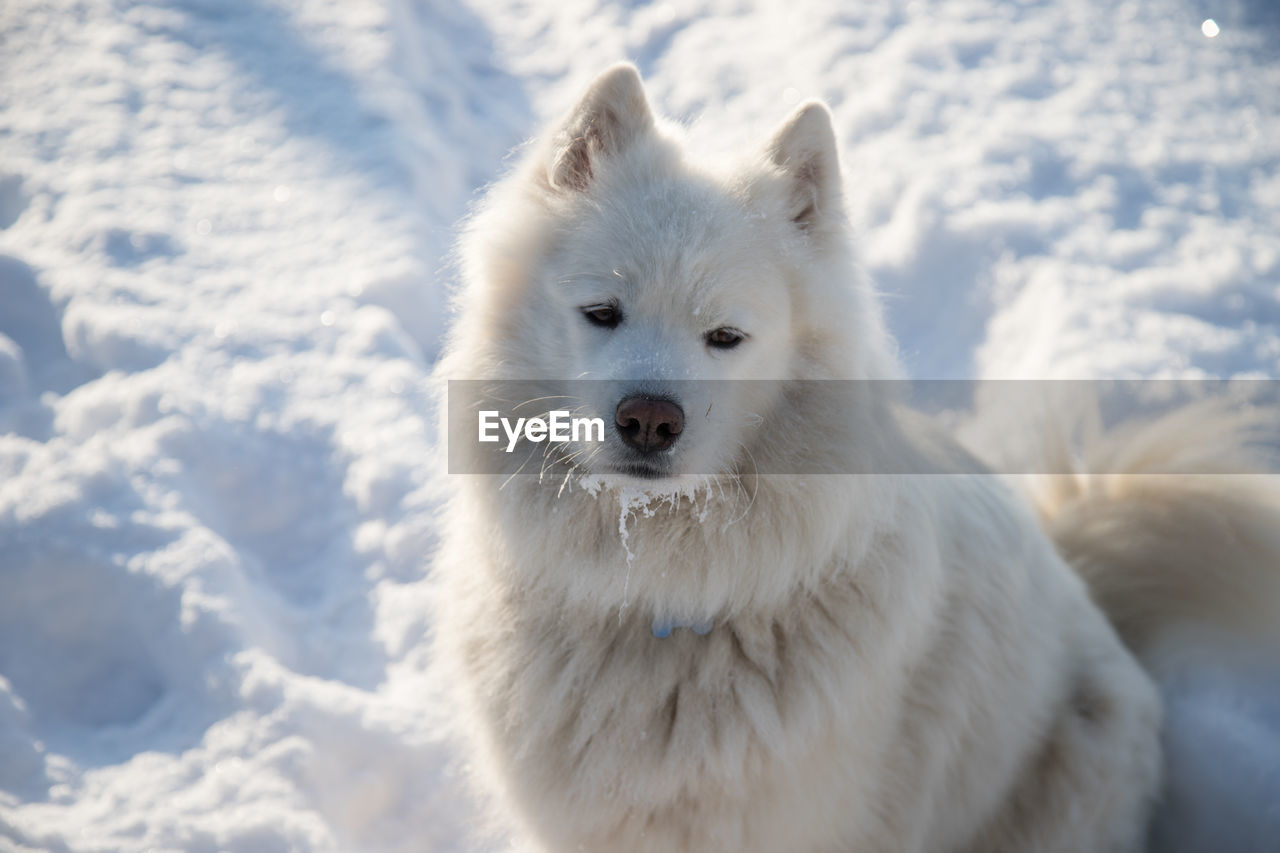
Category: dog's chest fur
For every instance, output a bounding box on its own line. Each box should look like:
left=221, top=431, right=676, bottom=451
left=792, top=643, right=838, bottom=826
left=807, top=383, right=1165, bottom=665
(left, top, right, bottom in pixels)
left=449, top=484, right=978, bottom=852
left=470, top=569, right=911, bottom=851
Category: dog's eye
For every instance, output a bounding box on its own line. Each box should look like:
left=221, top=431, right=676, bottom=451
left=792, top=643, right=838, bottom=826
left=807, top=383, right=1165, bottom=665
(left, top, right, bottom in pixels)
left=705, top=327, right=746, bottom=349
left=581, top=304, right=621, bottom=329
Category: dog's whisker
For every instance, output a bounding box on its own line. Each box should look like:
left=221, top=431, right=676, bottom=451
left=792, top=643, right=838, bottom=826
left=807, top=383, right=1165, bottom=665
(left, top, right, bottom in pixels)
left=498, top=450, right=532, bottom=491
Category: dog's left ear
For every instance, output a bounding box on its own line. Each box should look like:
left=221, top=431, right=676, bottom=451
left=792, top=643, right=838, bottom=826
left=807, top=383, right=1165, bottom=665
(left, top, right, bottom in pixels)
left=546, top=63, right=655, bottom=192
left=763, top=101, right=843, bottom=233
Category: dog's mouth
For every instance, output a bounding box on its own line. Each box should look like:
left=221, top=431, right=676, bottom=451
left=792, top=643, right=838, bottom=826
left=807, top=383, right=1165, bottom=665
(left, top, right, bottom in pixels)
left=608, top=460, right=670, bottom=479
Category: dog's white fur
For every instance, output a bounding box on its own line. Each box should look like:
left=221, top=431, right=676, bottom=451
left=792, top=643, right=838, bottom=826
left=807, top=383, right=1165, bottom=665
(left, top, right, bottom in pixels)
left=433, top=64, right=1280, bottom=852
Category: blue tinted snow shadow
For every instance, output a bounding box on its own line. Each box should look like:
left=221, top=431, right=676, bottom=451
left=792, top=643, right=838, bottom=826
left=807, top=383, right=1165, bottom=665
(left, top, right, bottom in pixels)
left=151, top=0, right=532, bottom=202
left=1149, top=656, right=1280, bottom=853
left=154, top=0, right=407, bottom=189
left=147, top=0, right=531, bottom=361
left=0, top=255, right=99, bottom=439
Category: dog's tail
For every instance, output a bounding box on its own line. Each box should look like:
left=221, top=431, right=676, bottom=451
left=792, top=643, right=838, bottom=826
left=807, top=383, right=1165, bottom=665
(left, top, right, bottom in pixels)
left=1022, top=398, right=1280, bottom=671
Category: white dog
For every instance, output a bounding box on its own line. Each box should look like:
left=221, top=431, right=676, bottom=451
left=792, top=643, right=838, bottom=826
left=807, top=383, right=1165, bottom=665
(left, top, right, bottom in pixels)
left=432, top=64, right=1280, bottom=852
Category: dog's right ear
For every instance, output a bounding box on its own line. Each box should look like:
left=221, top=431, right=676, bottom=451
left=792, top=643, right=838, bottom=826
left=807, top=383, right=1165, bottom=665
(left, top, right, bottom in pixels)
left=546, top=63, right=654, bottom=192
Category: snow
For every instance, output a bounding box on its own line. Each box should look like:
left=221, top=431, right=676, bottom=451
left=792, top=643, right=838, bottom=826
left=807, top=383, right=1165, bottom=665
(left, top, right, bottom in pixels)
left=0, top=0, right=1277, bottom=850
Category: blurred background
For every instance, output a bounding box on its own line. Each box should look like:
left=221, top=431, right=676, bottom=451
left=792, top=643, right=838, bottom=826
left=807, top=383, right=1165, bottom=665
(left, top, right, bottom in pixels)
left=1, top=0, right=1277, bottom=850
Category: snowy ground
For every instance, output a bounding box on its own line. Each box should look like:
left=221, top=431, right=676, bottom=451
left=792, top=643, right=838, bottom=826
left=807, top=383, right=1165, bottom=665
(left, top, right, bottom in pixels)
left=1, top=0, right=1278, bottom=850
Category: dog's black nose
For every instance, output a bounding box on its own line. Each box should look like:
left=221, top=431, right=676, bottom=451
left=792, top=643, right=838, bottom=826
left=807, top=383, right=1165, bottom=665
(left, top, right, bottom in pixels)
left=615, top=396, right=684, bottom=453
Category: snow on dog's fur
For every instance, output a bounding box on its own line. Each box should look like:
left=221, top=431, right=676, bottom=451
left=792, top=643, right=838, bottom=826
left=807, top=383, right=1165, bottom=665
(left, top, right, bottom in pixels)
left=432, top=64, right=1279, bottom=852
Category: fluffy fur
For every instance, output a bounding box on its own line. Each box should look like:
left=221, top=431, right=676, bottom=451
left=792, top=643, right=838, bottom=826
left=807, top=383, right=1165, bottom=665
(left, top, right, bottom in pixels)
left=432, top=64, right=1279, bottom=852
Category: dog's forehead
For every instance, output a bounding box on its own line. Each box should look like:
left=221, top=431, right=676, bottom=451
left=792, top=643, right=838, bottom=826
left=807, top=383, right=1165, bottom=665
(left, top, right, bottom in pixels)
left=566, top=172, right=770, bottom=296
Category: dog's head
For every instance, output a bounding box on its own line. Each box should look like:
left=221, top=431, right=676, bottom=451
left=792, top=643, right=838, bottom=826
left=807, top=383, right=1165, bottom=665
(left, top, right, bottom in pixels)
left=450, top=64, right=895, bottom=481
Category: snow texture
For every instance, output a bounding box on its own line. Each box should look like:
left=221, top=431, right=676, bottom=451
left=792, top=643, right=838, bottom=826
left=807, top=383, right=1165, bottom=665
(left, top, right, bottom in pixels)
left=0, top=0, right=1277, bottom=850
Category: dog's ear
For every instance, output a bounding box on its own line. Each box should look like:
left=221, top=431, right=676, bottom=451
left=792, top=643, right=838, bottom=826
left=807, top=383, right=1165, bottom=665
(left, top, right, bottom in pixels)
left=764, top=101, right=843, bottom=232
left=547, top=63, right=654, bottom=192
